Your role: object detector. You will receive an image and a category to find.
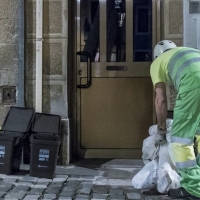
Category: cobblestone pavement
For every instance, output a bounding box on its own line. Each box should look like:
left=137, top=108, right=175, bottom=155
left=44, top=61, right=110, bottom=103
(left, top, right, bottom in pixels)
left=0, top=159, right=184, bottom=200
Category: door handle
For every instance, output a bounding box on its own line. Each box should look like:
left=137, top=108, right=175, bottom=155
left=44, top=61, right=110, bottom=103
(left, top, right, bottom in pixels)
left=77, top=51, right=92, bottom=88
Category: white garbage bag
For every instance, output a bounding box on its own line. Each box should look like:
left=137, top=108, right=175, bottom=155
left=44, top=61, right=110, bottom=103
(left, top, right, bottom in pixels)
left=157, top=144, right=180, bottom=193
left=148, top=124, right=158, bottom=136
left=142, top=135, right=158, bottom=164
left=143, top=119, right=173, bottom=164
left=157, top=162, right=181, bottom=193
left=148, top=119, right=173, bottom=136
left=132, top=119, right=180, bottom=193
left=132, top=159, right=158, bottom=189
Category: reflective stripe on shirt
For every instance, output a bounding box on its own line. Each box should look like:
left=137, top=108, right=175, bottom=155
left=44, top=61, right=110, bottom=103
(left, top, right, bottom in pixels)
left=168, top=49, right=200, bottom=91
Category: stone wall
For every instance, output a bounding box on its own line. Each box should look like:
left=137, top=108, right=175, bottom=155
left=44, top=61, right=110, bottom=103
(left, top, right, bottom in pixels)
left=0, top=0, right=69, bottom=165
left=25, top=0, right=69, bottom=165
left=0, top=0, right=19, bottom=125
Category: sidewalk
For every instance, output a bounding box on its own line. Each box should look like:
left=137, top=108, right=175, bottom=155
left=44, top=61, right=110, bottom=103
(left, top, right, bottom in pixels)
left=0, top=159, right=173, bottom=200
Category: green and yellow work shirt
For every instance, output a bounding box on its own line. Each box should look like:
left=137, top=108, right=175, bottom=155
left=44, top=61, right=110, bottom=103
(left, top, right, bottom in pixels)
left=150, top=47, right=200, bottom=94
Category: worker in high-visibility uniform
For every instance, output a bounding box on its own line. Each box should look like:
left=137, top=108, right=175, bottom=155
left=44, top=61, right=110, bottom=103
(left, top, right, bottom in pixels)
left=150, top=40, right=200, bottom=199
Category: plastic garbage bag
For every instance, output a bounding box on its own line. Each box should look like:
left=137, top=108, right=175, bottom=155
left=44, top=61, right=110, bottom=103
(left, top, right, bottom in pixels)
left=157, top=144, right=180, bottom=193
left=148, top=118, right=173, bottom=136
left=148, top=125, right=158, bottom=136
left=157, top=162, right=181, bottom=193
left=135, top=119, right=180, bottom=193
left=143, top=119, right=173, bottom=164
left=142, top=135, right=158, bottom=164
left=142, top=133, right=171, bottom=164
left=158, top=143, right=174, bottom=168
left=166, top=118, right=173, bottom=130
left=132, top=159, right=158, bottom=189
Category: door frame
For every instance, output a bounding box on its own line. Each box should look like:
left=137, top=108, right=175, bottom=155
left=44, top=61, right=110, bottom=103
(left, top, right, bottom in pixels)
left=68, top=0, right=160, bottom=161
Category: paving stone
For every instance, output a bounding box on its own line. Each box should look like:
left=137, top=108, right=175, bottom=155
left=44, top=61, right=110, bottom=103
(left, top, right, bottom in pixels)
left=127, top=192, right=142, bottom=199
left=0, top=174, right=8, bottom=179
left=37, top=178, right=52, bottom=183
left=58, top=198, right=72, bottom=200
left=49, top=182, right=63, bottom=187
left=81, top=182, right=93, bottom=189
left=92, top=186, right=109, bottom=194
left=5, top=190, right=27, bottom=199
left=43, top=194, right=57, bottom=199
left=55, top=174, right=69, bottom=179
left=44, top=187, right=61, bottom=194
left=109, top=188, right=123, bottom=195
left=66, top=180, right=81, bottom=187
left=0, top=182, right=13, bottom=188
left=80, top=176, right=95, bottom=182
left=14, top=182, right=34, bottom=187
left=40, top=199, right=54, bottom=200
left=3, top=177, right=18, bottom=183
left=92, top=194, right=108, bottom=199
left=40, top=199, right=55, bottom=200
left=78, top=188, right=92, bottom=195
left=20, top=176, right=38, bottom=183
left=33, top=184, right=47, bottom=189
left=144, top=196, right=170, bottom=200
left=35, top=181, right=50, bottom=186
left=93, top=177, right=108, bottom=185
left=108, top=179, right=132, bottom=186
left=52, top=178, right=66, bottom=183
left=29, top=188, right=45, bottom=195
left=59, top=190, right=75, bottom=197
left=23, top=195, right=41, bottom=200
left=67, top=177, right=82, bottom=181
left=75, top=194, right=90, bottom=200
left=0, top=192, right=6, bottom=198
left=45, top=186, right=61, bottom=190
left=12, top=185, right=30, bottom=192
left=62, top=185, right=78, bottom=192
left=91, top=198, right=106, bottom=200
left=109, top=194, right=125, bottom=200
left=0, top=186, right=12, bottom=192
left=56, top=166, right=99, bottom=176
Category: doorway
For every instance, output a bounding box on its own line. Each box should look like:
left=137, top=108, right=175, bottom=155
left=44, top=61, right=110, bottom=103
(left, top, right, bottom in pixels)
left=74, top=0, right=157, bottom=158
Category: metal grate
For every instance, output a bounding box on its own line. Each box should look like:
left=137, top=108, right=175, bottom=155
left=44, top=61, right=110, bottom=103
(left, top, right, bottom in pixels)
left=189, top=1, right=200, bottom=14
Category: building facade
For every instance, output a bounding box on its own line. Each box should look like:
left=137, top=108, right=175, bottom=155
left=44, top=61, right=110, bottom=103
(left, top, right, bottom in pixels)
left=0, top=0, right=183, bottom=165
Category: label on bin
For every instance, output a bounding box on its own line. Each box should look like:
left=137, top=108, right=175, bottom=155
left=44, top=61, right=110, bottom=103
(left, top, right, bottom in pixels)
left=0, top=146, right=5, bottom=158
left=39, top=149, right=49, bottom=161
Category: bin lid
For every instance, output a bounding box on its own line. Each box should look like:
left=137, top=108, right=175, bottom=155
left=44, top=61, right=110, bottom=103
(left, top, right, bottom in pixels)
left=2, top=107, right=35, bottom=133
left=0, top=132, right=22, bottom=140
left=31, top=113, right=61, bottom=134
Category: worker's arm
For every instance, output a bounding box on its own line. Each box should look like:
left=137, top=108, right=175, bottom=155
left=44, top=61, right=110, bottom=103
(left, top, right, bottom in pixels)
left=155, top=82, right=167, bottom=131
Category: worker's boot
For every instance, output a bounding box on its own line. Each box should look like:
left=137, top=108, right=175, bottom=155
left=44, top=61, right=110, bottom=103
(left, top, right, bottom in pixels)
left=168, top=187, right=200, bottom=199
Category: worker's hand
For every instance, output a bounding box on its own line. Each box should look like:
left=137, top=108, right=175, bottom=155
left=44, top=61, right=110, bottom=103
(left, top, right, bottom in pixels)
left=154, top=128, right=167, bottom=145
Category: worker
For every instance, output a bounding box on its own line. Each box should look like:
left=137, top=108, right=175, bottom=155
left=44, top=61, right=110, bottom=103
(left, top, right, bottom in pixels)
left=150, top=40, right=200, bottom=199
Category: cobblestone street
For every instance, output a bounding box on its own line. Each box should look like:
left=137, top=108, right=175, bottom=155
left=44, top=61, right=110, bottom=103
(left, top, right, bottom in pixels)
left=0, top=159, right=181, bottom=200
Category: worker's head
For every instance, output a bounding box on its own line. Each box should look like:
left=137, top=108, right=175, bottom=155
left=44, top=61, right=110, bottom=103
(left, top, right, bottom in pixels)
left=153, top=40, right=176, bottom=59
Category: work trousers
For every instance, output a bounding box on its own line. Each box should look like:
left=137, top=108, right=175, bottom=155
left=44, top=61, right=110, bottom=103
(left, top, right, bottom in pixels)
left=170, top=86, right=200, bottom=197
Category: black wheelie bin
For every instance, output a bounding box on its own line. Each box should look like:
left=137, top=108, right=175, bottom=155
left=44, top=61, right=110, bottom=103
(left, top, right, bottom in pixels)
left=29, top=112, right=61, bottom=179
left=0, top=107, right=35, bottom=175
